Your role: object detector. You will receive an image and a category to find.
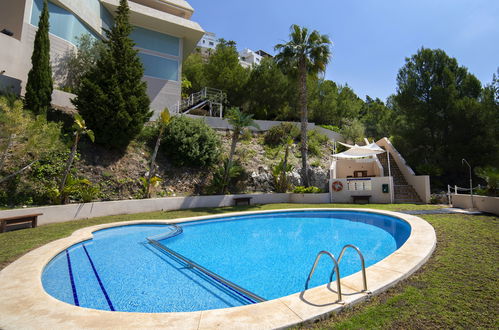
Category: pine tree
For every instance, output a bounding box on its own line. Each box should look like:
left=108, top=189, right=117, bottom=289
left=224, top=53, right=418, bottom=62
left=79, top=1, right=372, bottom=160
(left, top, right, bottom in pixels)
left=24, top=0, right=53, bottom=116
left=73, top=0, right=151, bottom=150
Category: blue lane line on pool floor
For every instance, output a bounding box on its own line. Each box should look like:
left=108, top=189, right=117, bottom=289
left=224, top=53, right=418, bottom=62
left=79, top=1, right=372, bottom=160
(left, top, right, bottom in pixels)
left=82, top=244, right=115, bottom=311
left=65, top=249, right=79, bottom=306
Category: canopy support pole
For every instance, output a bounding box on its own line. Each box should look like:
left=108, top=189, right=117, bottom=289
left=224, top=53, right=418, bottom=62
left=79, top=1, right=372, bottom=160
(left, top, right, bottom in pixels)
left=387, top=151, right=394, bottom=203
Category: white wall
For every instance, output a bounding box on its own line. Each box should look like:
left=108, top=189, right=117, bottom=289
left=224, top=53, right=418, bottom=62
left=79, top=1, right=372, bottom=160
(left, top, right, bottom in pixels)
left=0, top=193, right=337, bottom=226
left=452, top=194, right=499, bottom=215
left=329, top=177, right=392, bottom=204
left=335, top=159, right=378, bottom=178
left=187, top=115, right=344, bottom=141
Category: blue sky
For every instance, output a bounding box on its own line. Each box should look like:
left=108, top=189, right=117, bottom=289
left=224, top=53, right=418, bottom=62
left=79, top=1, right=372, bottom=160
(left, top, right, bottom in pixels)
left=188, top=0, right=499, bottom=102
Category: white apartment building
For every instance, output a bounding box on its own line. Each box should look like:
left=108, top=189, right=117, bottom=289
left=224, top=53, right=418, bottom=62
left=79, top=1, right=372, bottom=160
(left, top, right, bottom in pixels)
left=0, top=0, right=205, bottom=117
left=238, top=48, right=263, bottom=68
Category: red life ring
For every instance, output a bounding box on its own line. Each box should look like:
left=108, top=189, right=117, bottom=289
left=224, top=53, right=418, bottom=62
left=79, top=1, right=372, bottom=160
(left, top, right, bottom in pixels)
left=332, top=181, right=343, bottom=192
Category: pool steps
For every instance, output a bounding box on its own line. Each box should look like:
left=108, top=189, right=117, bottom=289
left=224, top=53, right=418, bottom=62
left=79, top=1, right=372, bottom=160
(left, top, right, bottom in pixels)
left=65, top=244, right=113, bottom=311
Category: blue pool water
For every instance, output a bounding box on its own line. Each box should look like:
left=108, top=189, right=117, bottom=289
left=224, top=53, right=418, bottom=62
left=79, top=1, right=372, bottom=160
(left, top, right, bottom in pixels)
left=42, top=210, right=411, bottom=312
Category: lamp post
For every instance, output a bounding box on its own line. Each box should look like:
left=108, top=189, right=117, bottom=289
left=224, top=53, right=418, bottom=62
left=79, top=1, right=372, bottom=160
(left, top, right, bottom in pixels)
left=462, top=158, right=474, bottom=209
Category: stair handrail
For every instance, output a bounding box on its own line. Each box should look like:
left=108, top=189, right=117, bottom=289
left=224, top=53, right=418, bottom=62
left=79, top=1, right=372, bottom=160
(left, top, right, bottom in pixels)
left=173, top=87, right=226, bottom=116
left=147, top=238, right=266, bottom=303
left=304, top=250, right=343, bottom=303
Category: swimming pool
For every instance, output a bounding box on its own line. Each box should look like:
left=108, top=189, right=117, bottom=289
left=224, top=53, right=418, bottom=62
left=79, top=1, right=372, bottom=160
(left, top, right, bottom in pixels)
left=42, top=210, right=411, bottom=313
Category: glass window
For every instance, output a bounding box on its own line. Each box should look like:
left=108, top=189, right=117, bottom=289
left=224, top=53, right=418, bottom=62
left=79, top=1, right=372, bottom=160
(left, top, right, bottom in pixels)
left=138, top=52, right=179, bottom=81
left=31, top=0, right=99, bottom=44
left=131, top=27, right=179, bottom=56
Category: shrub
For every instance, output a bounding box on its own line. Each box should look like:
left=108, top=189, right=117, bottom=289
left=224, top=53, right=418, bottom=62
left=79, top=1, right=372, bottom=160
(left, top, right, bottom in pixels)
left=306, top=129, right=329, bottom=157
left=272, top=160, right=294, bottom=193
left=320, top=125, right=341, bottom=133
left=48, top=176, right=99, bottom=204
left=240, top=128, right=253, bottom=142
left=475, top=166, right=499, bottom=197
left=293, top=186, right=322, bottom=193
left=17, top=150, right=71, bottom=205
left=264, top=122, right=299, bottom=146
left=161, top=116, right=221, bottom=167
left=136, top=123, right=159, bottom=146
left=208, top=159, right=246, bottom=194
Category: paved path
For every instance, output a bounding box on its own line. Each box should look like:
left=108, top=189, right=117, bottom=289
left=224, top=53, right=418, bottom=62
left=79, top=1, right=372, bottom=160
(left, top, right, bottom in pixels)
left=399, top=208, right=482, bottom=215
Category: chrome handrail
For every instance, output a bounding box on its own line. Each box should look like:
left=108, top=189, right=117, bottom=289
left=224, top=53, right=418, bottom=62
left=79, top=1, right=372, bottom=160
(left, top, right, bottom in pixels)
left=304, top=250, right=343, bottom=303
left=336, top=244, right=368, bottom=292
left=147, top=225, right=183, bottom=241
left=147, top=238, right=266, bottom=304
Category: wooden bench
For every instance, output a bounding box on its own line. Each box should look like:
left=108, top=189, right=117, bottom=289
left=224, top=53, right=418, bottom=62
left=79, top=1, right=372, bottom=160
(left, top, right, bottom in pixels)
left=234, top=197, right=252, bottom=206
left=0, top=213, right=42, bottom=233
left=352, top=195, right=371, bottom=204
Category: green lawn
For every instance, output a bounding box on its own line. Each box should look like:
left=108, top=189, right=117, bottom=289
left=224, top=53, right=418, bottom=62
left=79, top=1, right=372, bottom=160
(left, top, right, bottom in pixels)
left=1, top=203, right=497, bottom=328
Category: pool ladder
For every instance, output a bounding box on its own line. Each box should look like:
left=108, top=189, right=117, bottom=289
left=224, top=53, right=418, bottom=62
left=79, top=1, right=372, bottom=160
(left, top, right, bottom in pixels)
left=304, top=244, right=369, bottom=303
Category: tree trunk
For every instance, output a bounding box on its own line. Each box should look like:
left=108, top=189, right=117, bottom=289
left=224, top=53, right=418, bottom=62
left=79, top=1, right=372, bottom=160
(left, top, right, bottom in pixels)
left=0, top=160, right=36, bottom=184
left=279, top=142, right=290, bottom=192
left=59, top=133, right=80, bottom=204
left=146, top=126, right=164, bottom=198
left=298, top=57, right=309, bottom=186
left=222, top=130, right=239, bottom=194
left=0, top=133, right=14, bottom=172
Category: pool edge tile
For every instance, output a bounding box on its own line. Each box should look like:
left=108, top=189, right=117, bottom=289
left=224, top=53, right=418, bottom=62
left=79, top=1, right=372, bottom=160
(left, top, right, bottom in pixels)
left=0, top=207, right=436, bottom=329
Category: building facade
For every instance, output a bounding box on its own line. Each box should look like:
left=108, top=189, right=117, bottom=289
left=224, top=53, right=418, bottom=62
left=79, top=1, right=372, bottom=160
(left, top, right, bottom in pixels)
left=195, top=31, right=218, bottom=60
left=197, top=31, right=218, bottom=51
left=238, top=48, right=262, bottom=68
left=0, top=0, right=204, bottom=117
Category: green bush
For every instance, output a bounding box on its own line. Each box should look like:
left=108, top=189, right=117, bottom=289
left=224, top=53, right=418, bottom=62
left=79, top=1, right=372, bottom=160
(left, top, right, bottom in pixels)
left=306, top=129, right=329, bottom=157
left=207, top=159, right=247, bottom=195
left=293, top=186, right=322, bottom=193
left=320, top=125, right=341, bottom=133
left=136, top=123, right=159, bottom=146
left=475, top=166, right=499, bottom=197
left=264, top=122, right=299, bottom=146
left=161, top=116, right=221, bottom=167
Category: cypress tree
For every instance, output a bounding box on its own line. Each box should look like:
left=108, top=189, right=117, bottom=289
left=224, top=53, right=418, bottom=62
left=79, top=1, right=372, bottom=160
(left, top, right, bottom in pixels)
left=24, top=0, right=53, bottom=116
left=72, top=0, right=151, bottom=150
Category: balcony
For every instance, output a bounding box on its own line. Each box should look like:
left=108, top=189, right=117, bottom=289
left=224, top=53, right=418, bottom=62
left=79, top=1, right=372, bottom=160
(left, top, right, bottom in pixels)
left=130, top=0, right=194, bottom=19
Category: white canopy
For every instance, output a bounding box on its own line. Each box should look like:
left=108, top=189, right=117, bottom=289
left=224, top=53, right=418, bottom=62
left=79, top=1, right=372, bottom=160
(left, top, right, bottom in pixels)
left=334, top=142, right=385, bottom=159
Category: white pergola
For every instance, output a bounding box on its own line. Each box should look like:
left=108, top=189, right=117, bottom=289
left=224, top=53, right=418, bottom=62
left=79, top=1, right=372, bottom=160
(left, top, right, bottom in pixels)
left=333, top=142, right=394, bottom=203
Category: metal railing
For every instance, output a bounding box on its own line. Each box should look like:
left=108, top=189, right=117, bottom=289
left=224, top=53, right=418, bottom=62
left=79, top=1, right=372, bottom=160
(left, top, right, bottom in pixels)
left=172, top=87, right=226, bottom=117
left=147, top=225, right=183, bottom=241
left=147, top=237, right=266, bottom=304
left=447, top=184, right=483, bottom=206
left=304, top=250, right=343, bottom=302
left=304, top=244, right=369, bottom=303
left=336, top=244, right=368, bottom=292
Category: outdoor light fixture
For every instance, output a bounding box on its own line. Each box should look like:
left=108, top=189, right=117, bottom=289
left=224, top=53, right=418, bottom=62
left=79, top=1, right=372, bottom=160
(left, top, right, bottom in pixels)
left=1, top=29, right=14, bottom=37
left=461, top=158, right=474, bottom=209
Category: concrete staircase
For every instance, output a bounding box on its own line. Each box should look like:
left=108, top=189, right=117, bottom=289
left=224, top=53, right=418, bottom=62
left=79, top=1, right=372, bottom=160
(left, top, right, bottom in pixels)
left=377, top=151, right=422, bottom=204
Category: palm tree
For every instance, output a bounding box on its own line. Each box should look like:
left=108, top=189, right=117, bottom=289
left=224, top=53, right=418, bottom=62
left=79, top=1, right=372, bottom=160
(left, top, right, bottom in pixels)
left=146, top=108, right=170, bottom=198
left=275, top=24, right=332, bottom=186
left=59, top=113, right=94, bottom=203
left=222, top=107, right=259, bottom=194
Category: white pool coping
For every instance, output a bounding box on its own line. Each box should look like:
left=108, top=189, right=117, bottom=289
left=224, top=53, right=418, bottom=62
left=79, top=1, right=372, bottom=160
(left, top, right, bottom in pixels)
left=0, top=208, right=436, bottom=329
